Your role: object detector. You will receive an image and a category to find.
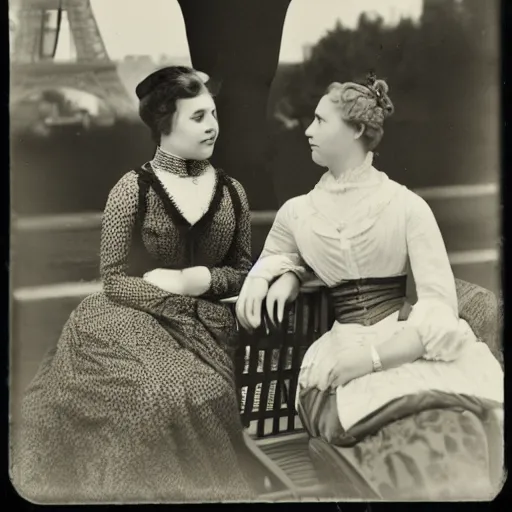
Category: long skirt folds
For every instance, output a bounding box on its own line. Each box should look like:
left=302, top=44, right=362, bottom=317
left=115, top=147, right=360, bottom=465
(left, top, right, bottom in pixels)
left=297, top=310, right=503, bottom=500
left=12, top=291, right=256, bottom=503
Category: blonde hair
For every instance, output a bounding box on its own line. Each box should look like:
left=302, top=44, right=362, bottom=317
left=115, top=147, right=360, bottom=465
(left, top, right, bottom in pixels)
left=325, top=76, right=394, bottom=150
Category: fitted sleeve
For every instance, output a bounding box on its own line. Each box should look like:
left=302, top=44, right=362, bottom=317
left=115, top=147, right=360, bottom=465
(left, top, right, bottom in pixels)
left=248, top=199, right=313, bottom=284
left=405, top=191, right=465, bottom=361
left=202, top=179, right=253, bottom=299
left=100, top=171, right=180, bottom=316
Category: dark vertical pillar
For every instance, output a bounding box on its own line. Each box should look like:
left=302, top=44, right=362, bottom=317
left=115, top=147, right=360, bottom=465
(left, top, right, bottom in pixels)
left=177, top=0, right=292, bottom=210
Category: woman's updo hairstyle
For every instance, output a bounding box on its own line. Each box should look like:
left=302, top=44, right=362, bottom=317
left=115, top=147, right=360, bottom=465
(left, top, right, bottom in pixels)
left=325, top=73, right=395, bottom=151
left=136, top=66, right=211, bottom=144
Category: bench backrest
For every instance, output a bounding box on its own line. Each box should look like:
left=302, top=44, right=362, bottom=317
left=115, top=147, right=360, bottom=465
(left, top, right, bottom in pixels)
left=228, top=288, right=332, bottom=437
left=227, top=278, right=501, bottom=438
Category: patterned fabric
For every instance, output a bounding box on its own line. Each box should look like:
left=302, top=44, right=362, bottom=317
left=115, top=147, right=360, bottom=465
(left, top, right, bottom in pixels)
left=455, top=278, right=503, bottom=367
left=11, top=153, right=257, bottom=503
left=151, top=145, right=210, bottom=177
left=310, top=408, right=503, bottom=501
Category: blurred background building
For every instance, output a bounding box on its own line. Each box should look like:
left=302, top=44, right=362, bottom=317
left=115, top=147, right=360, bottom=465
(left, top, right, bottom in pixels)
left=10, top=0, right=501, bottom=415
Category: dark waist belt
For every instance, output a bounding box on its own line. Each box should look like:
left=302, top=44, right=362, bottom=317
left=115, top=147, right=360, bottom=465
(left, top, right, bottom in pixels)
left=328, top=275, right=411, bottom=326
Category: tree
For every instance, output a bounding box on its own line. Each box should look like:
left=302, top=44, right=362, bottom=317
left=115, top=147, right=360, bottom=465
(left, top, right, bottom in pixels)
left=271, top=3, right=498, bottom=191
left=177, top=0, right=292, bottom=210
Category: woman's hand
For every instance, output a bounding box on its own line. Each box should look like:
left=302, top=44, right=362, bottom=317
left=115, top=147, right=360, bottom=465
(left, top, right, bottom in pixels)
left=325, top=327, right=424, bottom=389
left=143, top=268, right=184, bottom=295
left=235, top=277, right=269, bottom=331
left=265, top=272, right=300, bottom=326
left=326, top=345, right=374, bottom=389
left=181, top=266, right=212, bottom=297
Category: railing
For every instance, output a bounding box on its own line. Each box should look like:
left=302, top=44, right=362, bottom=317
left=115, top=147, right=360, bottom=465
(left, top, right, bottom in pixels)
left=12, top=181, right=499, bottom=231
left=12, top=210, right=279, bottom=231
left=10, top=183, right=502, bottom=295
left=11, top=182, right=501, bottom=272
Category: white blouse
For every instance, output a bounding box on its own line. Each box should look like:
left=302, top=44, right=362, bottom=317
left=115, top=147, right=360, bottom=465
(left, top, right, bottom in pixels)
left=249, top=152, right=503, bottom=429
left=250, top=151, right=460, bottom=360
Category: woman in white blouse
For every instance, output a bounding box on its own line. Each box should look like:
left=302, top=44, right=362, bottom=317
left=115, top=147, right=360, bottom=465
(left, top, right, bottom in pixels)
left=236, top=76, right=503, bottom=500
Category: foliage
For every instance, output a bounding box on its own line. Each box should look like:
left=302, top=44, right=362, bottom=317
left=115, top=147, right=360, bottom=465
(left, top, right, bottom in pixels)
left=280, top=0, right=496, bottom=124
left=266, top=0, right=499, bottom=200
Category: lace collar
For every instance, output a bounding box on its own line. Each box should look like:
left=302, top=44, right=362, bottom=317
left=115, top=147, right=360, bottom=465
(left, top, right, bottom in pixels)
left=315, top=151, right=378, bottom=193
left=150, top=146, right=210, bottom=177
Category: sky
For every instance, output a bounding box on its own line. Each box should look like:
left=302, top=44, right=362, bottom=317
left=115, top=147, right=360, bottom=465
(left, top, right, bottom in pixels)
left=84, top=0, right=423, bottom=63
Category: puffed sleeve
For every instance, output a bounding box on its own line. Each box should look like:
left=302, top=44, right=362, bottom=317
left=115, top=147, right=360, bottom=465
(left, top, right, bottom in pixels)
left=248, top=198, right=315, bottom=284
left=202, top=178, right=252, bottom=299
left=100, top=171, right=181, bottom=316
left=405, top=191, right=466, bottom=361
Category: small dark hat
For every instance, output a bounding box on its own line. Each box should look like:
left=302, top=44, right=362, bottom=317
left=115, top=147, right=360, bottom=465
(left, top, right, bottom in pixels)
left=135, top=66, right=209, bottom=100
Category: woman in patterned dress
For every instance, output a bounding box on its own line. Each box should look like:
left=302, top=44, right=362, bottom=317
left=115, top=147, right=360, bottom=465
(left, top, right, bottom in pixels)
left=13, top=66, right=258, bottom=503
left=236, top=76, right=504, bottom=500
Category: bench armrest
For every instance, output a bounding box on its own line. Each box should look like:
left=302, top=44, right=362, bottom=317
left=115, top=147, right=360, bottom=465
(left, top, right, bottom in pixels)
left=220, top=279, right=326, bottom=305
left=223, top=278, right=501, bottom=360
left=455, top=278, right=502, bottom=366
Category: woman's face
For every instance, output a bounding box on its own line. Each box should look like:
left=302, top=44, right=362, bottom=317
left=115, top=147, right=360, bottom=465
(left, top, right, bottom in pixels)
left=304, top=94, right=360, bottom=168
left=162, top=92, right=219, bottom=160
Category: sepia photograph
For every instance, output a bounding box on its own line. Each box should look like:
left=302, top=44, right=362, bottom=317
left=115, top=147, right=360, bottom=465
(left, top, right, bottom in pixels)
left=9, top=0, right=503, bottom=504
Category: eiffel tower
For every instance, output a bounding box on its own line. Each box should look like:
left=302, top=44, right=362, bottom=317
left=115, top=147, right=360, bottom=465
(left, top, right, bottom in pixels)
left=10, top=0, right=135, bottom=118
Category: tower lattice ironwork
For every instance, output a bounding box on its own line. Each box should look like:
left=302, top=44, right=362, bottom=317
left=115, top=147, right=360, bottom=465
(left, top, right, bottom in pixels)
left=11, top=0, right=135, bottom=117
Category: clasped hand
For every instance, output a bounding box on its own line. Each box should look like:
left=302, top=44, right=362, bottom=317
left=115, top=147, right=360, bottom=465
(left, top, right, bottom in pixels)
left=236, top=272, right=300, bottom=331
left=143, top=266, right=211, bottom=296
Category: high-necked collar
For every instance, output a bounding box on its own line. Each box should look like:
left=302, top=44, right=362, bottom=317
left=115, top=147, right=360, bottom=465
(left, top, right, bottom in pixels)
left=150, top=146, right=210, bottom=177
left=315, top=151, right=378, bottom=193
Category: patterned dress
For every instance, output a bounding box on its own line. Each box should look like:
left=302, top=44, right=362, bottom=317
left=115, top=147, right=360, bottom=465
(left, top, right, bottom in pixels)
left=249, top=151, right=504, bottom=500
left=12, top=148, right=258, bottom=503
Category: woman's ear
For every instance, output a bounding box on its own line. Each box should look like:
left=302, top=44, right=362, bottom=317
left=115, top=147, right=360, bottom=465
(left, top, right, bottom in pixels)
left=354, top=123, right=365, bottom=141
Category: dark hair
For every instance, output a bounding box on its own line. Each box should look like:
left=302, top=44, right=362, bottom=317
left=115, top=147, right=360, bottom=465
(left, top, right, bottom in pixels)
left=136, top=66, right=210, bottom=144
left=325, top=74, right=394, bottom=151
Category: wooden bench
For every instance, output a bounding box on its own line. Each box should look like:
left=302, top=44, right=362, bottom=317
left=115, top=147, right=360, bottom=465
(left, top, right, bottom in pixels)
left=10, top=277, right=501, bottom=500
left=223, top=278, right=503, bottom=500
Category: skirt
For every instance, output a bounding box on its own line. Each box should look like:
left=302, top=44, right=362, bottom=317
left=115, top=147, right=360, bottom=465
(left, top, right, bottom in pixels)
left=11, top=291, right=257, bottom=504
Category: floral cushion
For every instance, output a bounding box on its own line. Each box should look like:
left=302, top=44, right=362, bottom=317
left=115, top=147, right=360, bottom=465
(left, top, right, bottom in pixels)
left=454, top=278, right=503, bottom=367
